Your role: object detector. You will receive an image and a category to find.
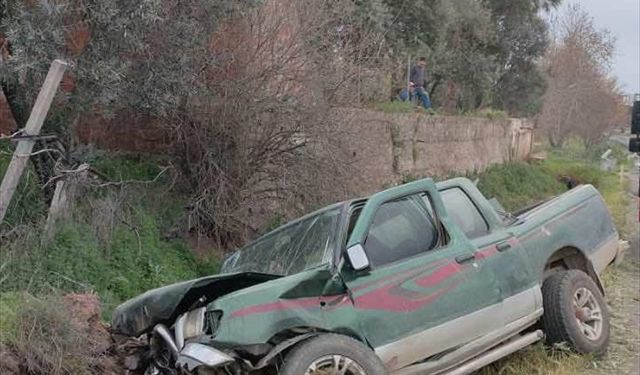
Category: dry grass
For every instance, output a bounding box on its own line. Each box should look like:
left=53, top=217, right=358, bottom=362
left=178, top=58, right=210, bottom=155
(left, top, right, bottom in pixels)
left=477, top=343, right=590, bottom=375
left=0, top=294, right=107, bottom=375
left=478, top=266, right=639, bottom=375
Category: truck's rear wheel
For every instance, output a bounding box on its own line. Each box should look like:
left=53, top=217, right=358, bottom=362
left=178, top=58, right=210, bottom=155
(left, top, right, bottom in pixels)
left=280, top=334, right=387, bottom=375
left=542, top=270, right=610, bottom=354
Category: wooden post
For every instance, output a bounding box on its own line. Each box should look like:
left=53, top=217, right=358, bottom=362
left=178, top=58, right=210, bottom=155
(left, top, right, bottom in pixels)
left=0, top=59, right=68, bottom=224
left=42, top=164, right=88, bottom=244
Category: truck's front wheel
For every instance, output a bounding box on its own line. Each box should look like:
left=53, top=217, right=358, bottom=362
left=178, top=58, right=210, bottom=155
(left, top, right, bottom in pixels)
left=542, top=270, right=610, bottom=354
left=280, top=334, right=388, bottom=375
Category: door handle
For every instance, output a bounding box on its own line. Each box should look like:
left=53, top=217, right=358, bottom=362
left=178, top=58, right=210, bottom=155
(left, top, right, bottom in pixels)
left=455, top=254, right=476, bottom=264
left=496, top=241, right=512, bottom=252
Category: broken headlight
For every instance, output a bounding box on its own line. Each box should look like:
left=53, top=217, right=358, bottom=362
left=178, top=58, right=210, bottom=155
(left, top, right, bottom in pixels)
left=175, top=307, right=206, bottom=350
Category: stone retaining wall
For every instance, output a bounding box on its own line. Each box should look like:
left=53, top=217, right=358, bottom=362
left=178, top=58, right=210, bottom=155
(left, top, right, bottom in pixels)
left=333, top=108, right=533, bottom=195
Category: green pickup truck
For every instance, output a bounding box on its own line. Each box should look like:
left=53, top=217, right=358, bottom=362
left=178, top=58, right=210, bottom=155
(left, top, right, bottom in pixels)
left=112, top=177, right=623, bottom=375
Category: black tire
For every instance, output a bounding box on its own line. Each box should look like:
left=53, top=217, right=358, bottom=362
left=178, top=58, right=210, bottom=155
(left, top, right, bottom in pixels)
left=542, top=270, right=610, bottom=354
left=280, top=334, right=388, bottom=375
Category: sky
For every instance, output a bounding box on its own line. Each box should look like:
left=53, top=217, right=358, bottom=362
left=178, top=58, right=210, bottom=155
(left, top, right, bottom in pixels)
left=558, top=0, right=639, bottom=95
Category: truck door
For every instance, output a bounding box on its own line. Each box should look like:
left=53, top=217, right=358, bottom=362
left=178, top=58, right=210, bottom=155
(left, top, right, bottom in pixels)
left=439, top=187, right=541, bottom=325
left=340, top=179, right=503, bottom=371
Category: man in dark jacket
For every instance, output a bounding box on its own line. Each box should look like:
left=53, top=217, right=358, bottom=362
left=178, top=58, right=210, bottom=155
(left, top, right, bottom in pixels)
left=410, top=57, right=432, bottom=109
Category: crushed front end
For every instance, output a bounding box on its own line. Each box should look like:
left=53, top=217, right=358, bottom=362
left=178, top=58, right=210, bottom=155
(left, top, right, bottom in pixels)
left=144, top=308, right=240, bottom=375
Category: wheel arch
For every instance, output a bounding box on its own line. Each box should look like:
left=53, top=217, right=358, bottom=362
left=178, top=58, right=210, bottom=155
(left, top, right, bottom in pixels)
left=543, top=246, right=605, bottom=295
left=254, top=326, right=369, bottom=369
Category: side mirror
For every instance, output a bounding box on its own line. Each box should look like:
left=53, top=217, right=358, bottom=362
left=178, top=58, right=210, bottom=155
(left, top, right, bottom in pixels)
left=346, top=244, right=370, bottom=271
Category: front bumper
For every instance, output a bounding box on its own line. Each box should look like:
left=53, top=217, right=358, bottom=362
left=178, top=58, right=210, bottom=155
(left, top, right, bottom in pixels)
left=153, top=323, right=234, bottom=372
left=176, top=343, right=234, bottom=371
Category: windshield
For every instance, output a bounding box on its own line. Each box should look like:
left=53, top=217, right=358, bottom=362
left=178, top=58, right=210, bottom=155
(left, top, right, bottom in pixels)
left=221, top=208, right=341, bottom=276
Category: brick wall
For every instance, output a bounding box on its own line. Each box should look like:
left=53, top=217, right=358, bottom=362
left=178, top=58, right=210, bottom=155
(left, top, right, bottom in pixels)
left=75, top=112, right=173, bottom=153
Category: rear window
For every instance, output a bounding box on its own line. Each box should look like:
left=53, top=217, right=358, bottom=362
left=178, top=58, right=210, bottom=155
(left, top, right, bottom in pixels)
left=440, top=188, right=490, bottom=239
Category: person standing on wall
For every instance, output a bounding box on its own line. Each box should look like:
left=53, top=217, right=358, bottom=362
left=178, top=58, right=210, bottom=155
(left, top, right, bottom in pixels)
left=410, top=57, right=432, bottom=110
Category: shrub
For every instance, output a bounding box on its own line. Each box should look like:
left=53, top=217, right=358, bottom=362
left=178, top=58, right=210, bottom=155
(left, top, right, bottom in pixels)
left=476, top=162, right=565, bottom=211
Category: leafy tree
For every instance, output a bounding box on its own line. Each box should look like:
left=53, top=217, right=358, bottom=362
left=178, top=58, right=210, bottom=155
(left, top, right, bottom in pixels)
left=1, top=0, right=253, bottom=129
left=356, top=0, right=562, bottom=115
left=483, top=0, right=562, bottom=116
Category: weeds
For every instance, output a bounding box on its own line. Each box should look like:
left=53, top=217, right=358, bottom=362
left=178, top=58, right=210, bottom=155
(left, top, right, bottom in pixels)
left=475, top=162, right=565, bottom=211
left=0, top=153, right=221, bottom=320
left=0, top=140, right=48, bottom=230
left=374, top=101, right=415, bottom=113
left=478, top=343, right=590, bottom=375
left=465, top=108, right=509, bottom=120
left=475, top=143, right=629, bottom=229
left=0, top=294, right=105, bottom=375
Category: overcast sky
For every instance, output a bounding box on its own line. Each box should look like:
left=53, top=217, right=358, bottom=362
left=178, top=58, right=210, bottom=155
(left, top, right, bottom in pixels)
left=557, top=0, right=639, bottom=94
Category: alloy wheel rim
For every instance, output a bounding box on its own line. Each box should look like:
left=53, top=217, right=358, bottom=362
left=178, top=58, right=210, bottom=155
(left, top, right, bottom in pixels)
left=305, top=354, right=367, bottom=375
left=573, top=287, right=603, bottom=341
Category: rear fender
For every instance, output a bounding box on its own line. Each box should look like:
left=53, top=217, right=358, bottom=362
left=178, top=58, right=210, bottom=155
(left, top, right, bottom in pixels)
left=543, top=247, right=605, bottom=295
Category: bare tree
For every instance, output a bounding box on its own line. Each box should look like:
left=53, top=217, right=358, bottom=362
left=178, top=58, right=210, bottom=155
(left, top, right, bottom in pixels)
left=171, top=0, right=386, bottom=248
left=537, top=4, right=626, bottom=147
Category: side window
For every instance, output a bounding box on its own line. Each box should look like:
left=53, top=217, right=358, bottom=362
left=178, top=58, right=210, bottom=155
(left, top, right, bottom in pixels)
left=440, top=188, right=489, bottom=239
left=364, top=194, right=439, bottom=268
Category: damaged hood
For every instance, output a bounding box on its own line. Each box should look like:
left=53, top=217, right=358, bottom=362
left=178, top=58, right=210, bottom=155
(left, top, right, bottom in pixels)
left=111, top=272, right=280, bottom=337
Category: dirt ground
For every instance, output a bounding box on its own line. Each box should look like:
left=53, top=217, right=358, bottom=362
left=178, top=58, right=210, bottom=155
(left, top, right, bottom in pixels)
left=590, top=164, right=640, bottom=375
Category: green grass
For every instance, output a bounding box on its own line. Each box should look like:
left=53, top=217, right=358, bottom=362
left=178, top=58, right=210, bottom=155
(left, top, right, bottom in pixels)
left=464, top=108, right=509, bottom=120
left=374, top=101, right=414, bottom=113
left=0, top=292, right=22, bottom=343
left=475, top=141, right=630, bottom=230
left=0, top=152, right=220, bottom=319
left=476, top=162, right=566, bottom=211
left=541, top=143, right=629, bottom=229
left=0, top=140, right=48, bottom=228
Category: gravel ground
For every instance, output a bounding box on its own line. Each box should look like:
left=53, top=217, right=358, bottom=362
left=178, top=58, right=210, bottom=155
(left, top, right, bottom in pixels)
left=590, top=163, right=640, bottom=375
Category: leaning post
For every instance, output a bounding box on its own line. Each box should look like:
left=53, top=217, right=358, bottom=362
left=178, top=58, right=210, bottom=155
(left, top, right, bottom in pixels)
left=0, top=59, right=68, bottom=224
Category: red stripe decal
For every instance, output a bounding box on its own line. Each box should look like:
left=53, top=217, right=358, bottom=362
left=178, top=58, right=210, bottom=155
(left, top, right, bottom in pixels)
left=231, top=297, right=319, bottom=318
left=354, top=281, right=460, bottom=312
left=230, top=294, right=350, bottom=318
left=415, top=262, right=462, bottom=287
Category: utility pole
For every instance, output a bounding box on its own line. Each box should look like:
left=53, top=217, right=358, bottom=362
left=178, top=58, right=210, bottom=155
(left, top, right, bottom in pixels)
left=0, top=59, right=68, bottom=224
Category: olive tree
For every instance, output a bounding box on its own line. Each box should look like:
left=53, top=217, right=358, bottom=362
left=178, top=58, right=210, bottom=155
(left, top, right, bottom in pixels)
left=1, top=0, right=255, bottom=125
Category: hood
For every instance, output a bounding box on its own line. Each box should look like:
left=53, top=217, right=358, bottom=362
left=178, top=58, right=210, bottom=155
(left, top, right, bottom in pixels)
left=111, top=272, right=280, bottom=337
